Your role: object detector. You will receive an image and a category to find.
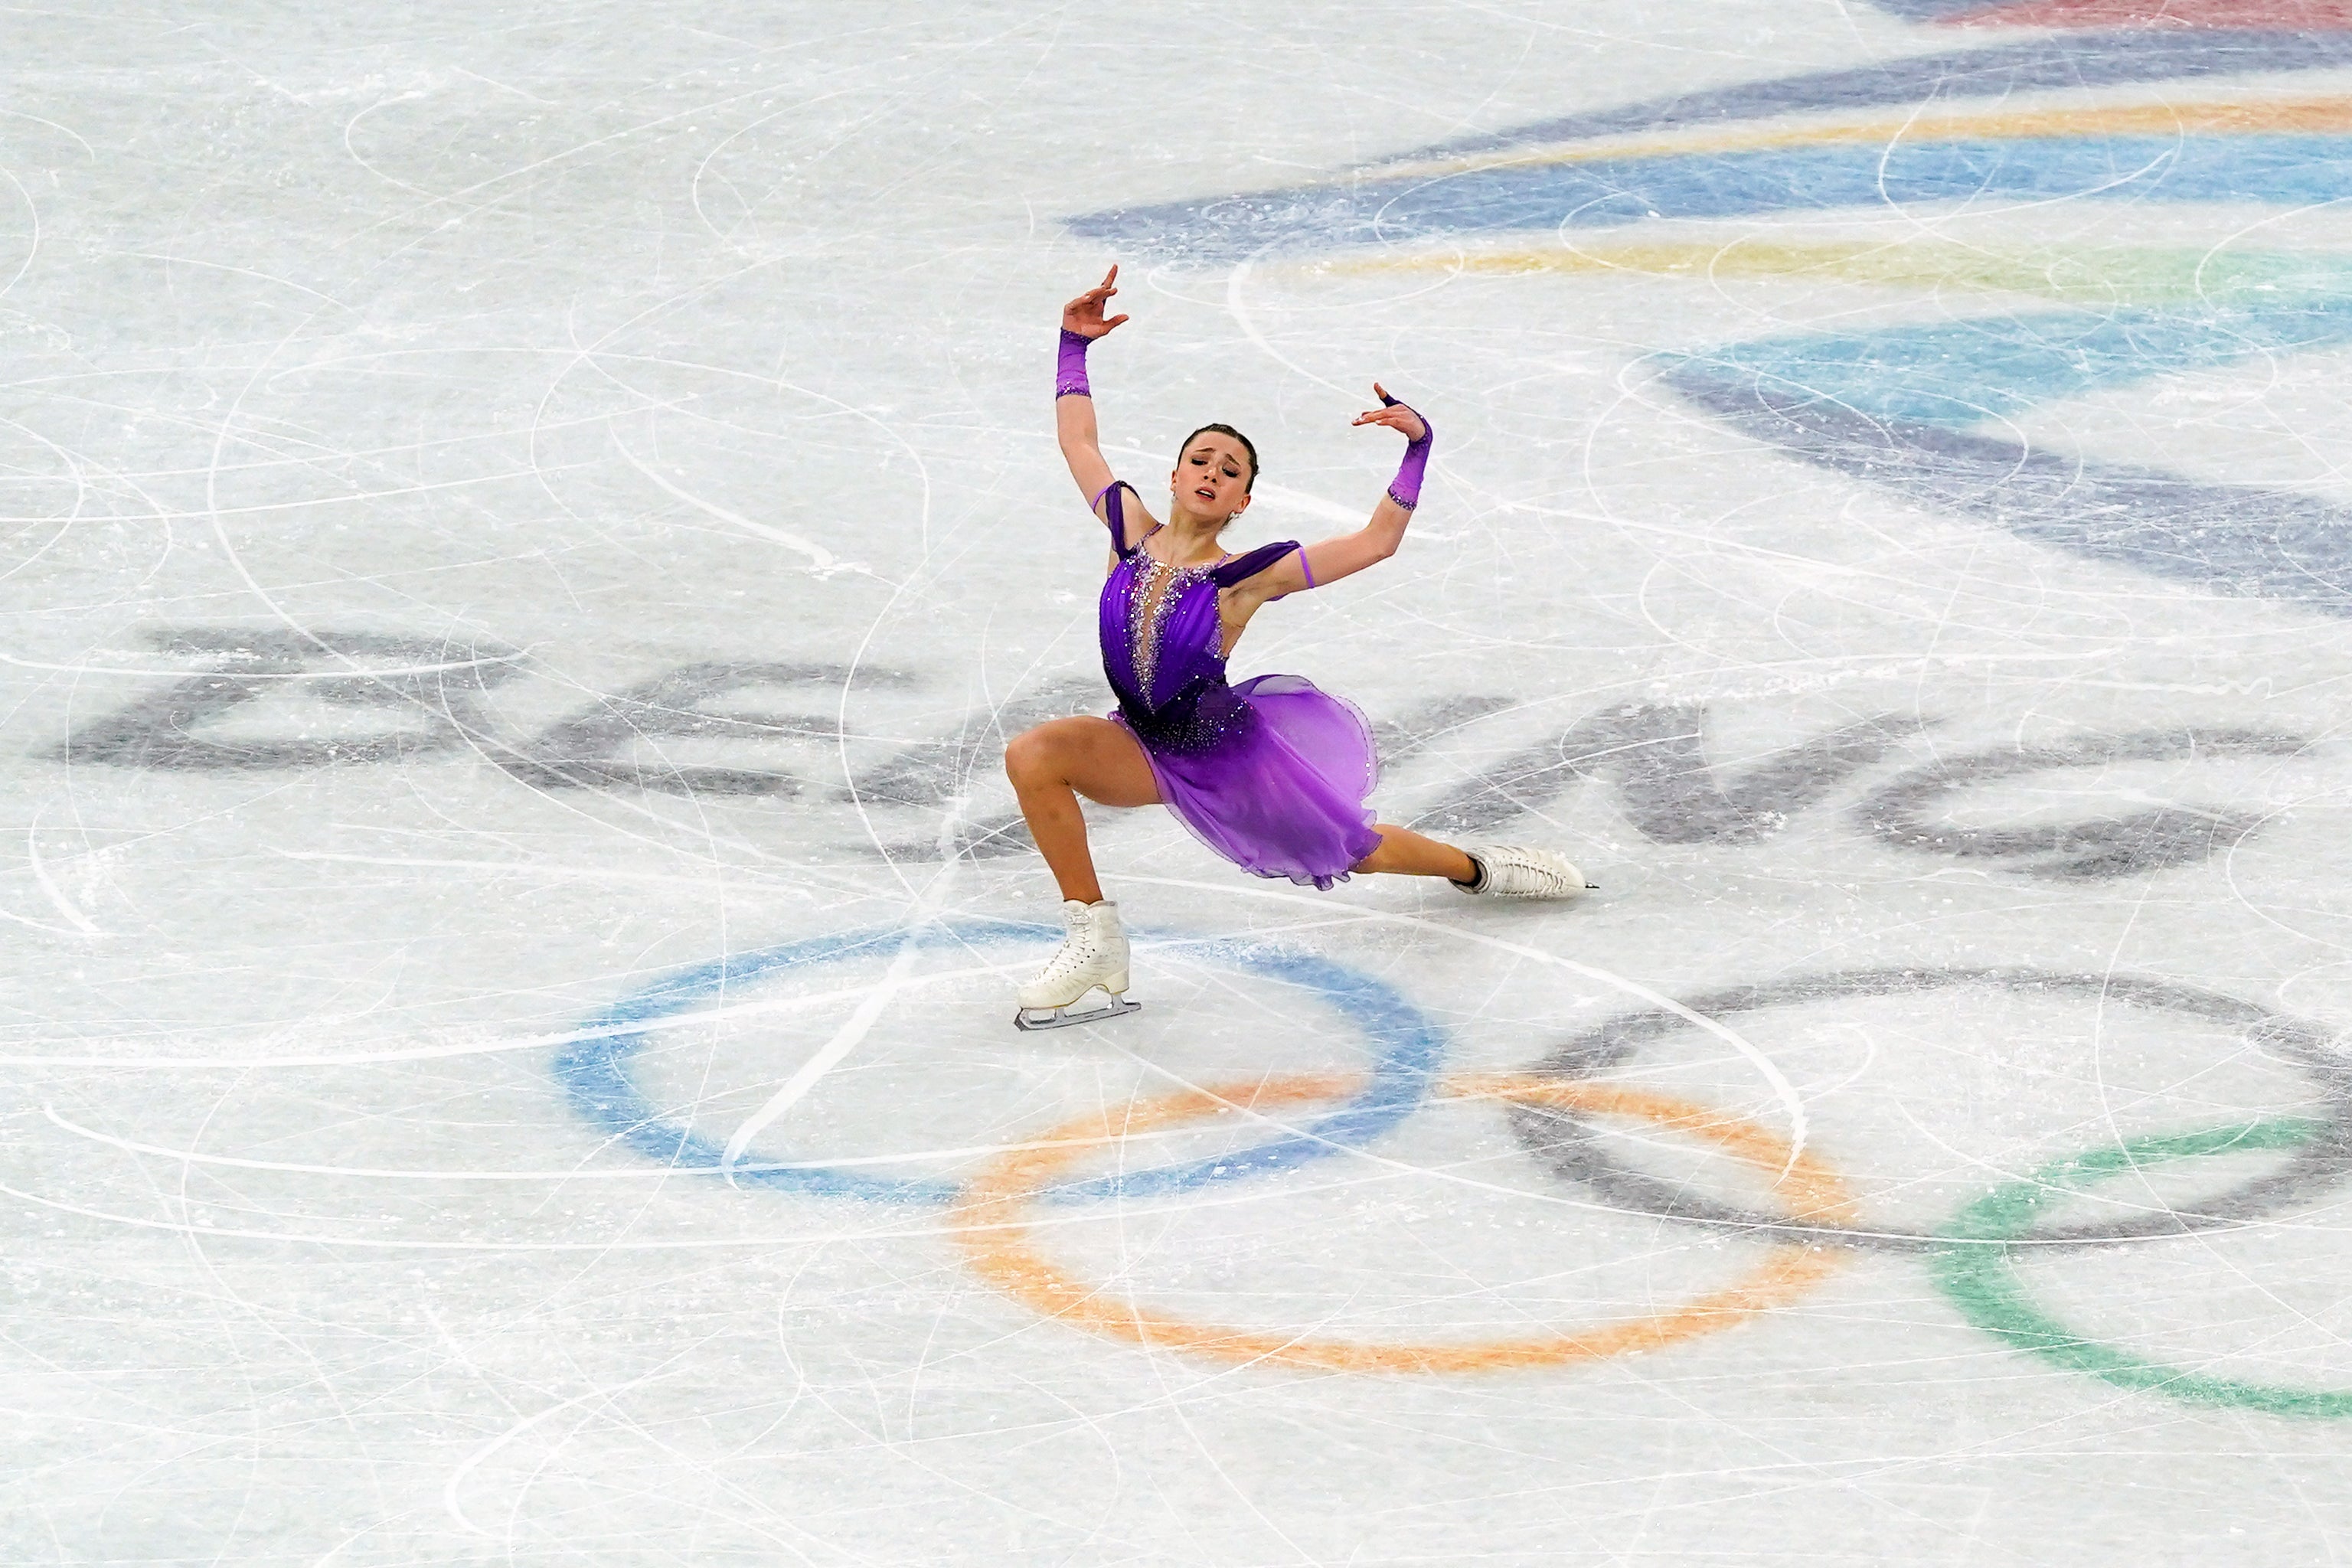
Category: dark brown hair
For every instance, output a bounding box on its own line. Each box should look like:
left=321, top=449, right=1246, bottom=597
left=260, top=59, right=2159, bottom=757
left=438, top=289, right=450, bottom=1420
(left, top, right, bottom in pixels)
left=1178, top=423, right=1259, bottom=493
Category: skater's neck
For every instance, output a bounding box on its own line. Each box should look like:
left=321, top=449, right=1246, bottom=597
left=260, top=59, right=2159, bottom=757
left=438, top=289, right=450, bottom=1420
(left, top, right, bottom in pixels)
left=1146, top=514, right=1232, bottom=567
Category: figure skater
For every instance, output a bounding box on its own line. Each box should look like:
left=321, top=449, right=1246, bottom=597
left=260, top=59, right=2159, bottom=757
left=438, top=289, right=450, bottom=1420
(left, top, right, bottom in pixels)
left=1004, top=265, right=1589, bottom=1029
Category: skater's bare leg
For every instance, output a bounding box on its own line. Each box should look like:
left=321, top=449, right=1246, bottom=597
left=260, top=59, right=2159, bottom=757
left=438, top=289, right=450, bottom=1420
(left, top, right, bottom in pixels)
left=1352, top=824, right=1478, bottom=882
left=1004, top=717, right=1160, bottom=903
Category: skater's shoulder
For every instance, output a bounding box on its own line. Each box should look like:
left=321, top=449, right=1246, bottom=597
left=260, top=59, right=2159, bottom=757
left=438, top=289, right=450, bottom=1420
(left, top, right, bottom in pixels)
left=1210, top=538, right=1305, bottom=587
left=1090, top=478, right=1159, bottom=554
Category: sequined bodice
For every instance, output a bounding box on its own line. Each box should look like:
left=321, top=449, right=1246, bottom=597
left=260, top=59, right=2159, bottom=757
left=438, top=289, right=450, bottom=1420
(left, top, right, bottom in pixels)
left=1125, top=554, right=1217, bottom=697
left=1086, top=495, right=1304, bottom=756
left=1098, top=547, right=1250, bottom=755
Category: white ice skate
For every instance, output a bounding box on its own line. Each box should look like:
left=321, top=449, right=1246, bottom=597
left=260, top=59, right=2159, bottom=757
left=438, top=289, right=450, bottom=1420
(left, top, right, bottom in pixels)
left=1454, top=845, right=1596, bottom=901
left=1013, top=899, right=1142, bottom=1031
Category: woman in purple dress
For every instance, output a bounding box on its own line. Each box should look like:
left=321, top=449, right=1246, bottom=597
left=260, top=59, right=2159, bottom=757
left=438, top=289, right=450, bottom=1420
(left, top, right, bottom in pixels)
left=1003, top=266, right=1588, bottom=1028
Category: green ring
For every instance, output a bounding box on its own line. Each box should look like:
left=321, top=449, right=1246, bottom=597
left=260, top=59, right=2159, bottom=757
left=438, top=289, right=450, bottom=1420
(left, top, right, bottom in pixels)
left=1931, top=1117, right=2352, bottom=1418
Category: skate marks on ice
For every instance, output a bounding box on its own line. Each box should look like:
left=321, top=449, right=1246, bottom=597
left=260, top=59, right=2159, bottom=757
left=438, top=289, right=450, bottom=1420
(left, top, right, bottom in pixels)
left=492, top=660, right=886, bottom=797
left=51, top=629, right=529, bottom=771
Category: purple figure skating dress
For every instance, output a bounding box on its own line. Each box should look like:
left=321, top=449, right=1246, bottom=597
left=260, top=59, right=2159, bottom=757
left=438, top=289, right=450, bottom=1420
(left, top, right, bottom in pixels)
left=1093, top=482, right=1383, bottom=890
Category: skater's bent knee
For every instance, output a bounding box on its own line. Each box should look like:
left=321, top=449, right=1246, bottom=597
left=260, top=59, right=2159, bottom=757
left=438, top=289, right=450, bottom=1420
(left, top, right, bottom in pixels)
left=1003, top=729, right=1057, bottom=788
left=1008, top=718, right=1156, bottom=807
left=1006, top=723, right=1086, bottom=789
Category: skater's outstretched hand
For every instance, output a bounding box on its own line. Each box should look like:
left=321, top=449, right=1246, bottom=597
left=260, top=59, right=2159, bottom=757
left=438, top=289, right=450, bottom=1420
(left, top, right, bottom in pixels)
left=1055, top=264, right=1145, bottom=535
left=1062, top=266, right=1129, bottom=339
left=1351, top=383, right=1427, bottom=443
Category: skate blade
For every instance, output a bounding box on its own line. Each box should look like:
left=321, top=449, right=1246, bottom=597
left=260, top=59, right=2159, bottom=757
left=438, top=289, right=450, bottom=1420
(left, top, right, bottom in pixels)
left=1013, top=995, right=1142, bottom=1032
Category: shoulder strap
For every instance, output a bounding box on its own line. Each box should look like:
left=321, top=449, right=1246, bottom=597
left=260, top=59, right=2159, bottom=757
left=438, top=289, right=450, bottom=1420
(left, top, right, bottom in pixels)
left=1210, top=540, right=1304, bottom=589
left=1092, top=480, right=1141, bottom=556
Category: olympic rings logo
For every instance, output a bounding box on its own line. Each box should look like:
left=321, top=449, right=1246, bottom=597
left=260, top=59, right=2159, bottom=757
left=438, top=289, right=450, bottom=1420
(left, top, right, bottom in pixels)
left=951, top=1071, right=1856, bottom=1375
left=563, top=926, right=2352, bottom=1416
left=557, top=920, right=1449, bottom=1206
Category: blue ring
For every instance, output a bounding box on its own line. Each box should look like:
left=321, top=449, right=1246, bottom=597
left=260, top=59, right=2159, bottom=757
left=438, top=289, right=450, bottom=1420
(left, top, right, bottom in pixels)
left=556, top=917, right=1449, bottom=1204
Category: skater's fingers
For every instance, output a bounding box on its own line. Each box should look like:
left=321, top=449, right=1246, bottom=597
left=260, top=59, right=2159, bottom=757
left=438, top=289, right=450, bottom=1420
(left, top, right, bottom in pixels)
left=1102, top=312, right=1129, bottom=330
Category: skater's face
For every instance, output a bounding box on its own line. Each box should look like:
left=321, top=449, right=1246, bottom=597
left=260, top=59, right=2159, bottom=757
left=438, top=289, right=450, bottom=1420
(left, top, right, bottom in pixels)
left=1171, top=434, right=1253, bottom=524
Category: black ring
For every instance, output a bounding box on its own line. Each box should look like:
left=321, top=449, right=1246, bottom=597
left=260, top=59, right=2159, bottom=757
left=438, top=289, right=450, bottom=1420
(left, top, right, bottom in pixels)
left=1508, top=968, right=2352, bottom=1253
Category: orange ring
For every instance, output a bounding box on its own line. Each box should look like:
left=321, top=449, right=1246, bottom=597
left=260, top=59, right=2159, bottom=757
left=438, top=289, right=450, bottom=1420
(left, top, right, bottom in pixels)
left=949, top=1072, right=1858, bottom=1375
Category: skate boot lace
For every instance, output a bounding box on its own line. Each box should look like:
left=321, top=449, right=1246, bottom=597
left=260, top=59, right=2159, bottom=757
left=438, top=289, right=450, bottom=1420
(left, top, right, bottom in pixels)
left=1032, top=918, right=1103, bottom=985
left=1484, top=846, right=1576, bottom=895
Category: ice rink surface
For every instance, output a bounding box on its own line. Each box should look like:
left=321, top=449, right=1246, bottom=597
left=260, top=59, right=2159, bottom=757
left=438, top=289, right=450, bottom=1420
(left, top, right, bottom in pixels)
left=17, top=1, right=2352, bottom=1561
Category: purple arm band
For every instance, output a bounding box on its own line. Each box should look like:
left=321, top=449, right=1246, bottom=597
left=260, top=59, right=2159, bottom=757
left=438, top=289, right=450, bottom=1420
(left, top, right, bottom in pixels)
left=1056, top=329, right=1093, bottom=398
left=1380, top=390, right=1432, bottom=511
left=1296, top=544, right=1315, bottom=588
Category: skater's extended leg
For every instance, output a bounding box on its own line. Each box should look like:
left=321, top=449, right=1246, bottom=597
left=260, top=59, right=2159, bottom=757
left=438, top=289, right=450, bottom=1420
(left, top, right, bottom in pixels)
left=1352, top=824, right=1477, bottom=881
left=1355, top=827, right=1592, bottom=900
left=1004, top=717, right=1159, bottom=903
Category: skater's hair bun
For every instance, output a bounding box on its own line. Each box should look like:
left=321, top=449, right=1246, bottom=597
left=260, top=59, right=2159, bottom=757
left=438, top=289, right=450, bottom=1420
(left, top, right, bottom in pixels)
left=1178, top=423, right=1258, bottom=496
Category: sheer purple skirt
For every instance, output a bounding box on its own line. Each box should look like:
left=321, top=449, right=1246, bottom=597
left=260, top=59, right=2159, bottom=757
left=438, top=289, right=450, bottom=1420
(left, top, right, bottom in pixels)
left=1115, top=675, right=1383, bottom=890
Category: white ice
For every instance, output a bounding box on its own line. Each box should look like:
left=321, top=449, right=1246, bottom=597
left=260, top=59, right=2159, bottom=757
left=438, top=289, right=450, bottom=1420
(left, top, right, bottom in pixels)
left=9, top=3, right=2352, bottom=1563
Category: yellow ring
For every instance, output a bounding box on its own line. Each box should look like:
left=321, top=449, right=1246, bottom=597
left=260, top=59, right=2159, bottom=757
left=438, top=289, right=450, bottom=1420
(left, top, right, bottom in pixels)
left=949, top=1072, right=1857, bottom=1375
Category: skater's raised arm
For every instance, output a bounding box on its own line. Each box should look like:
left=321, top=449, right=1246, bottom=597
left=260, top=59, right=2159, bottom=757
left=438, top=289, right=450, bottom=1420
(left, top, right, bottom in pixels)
left=1237, top=386, right=1429, bottom=605
left=1056, top=266, right=1157, bottom=553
